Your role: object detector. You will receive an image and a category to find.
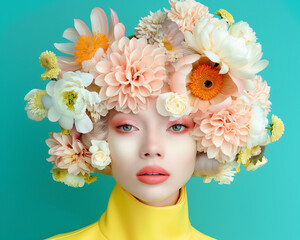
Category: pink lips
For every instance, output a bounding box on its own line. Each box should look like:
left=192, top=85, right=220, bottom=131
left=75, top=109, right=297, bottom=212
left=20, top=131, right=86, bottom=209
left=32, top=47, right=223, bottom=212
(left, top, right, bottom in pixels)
left=136, top=166, right=170, bottom=184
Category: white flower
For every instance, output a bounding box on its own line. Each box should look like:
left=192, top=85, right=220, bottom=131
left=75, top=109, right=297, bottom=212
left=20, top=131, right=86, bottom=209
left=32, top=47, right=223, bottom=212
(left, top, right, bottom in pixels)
left=87, top=101, right=109, bottom=123
left=156, top=92, right=192, bottom=121
left=89, top=140, right=111, bottom=170
left=185, top=16, right=268, bottom=83
left=247, top=104, right=269, bottom=148
left=134, top=10, right=167, bottom=45
left=62, top=173, right=85, bottom=188
left=42, top=71, right=101, bottom=133
left=229, top=21, right=257, bottom=44
left=24, top=89, right=48, bottom=121
left=246, top=156, right=268, bottom=171
left=203, top=161, right=238, bottom=184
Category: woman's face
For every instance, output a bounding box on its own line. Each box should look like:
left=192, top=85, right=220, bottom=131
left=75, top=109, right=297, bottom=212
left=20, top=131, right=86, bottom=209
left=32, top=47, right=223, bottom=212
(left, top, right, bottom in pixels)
left=107, top=98, right=197, bottom=205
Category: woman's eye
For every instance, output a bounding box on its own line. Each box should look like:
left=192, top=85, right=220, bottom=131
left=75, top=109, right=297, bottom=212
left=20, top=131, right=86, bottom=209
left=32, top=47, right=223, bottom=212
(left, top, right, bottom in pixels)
left=117, top=124, right=136, bottom=132
left=169, top=124, right=187, bottom=132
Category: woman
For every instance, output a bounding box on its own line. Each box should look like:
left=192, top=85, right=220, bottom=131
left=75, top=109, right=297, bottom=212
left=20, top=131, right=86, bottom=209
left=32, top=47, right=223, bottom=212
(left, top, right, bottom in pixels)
left=24, top=0, right=284, bottom=239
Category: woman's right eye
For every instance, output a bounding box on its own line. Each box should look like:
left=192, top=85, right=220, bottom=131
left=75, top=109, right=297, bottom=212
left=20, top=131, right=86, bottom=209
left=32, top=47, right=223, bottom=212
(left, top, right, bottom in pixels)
left=117, top=124, right=136, bottom=132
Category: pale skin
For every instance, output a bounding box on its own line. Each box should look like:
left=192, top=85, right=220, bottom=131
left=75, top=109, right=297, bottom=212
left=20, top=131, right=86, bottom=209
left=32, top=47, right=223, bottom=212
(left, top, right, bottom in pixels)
left=106, top=97, right=198, bottom=207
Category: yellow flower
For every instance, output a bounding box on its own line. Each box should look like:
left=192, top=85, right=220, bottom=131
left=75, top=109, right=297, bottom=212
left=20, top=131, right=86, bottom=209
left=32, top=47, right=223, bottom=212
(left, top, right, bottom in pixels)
left=270, top=115, right=284, bottom=142
left=83, top=174, right=98, bottom=184
left=236, top=147, right=252, bottom=172
left=39, top=51, right=58, bottom=69
left=215, top=9, right=235, bottom=26
left=60, top=127, right=72, bottom=135
left=52, top=168, right=67, bottom=182
left=24, top=89, right=48, bottom=121
left=41, top=67, right=61, bottom=80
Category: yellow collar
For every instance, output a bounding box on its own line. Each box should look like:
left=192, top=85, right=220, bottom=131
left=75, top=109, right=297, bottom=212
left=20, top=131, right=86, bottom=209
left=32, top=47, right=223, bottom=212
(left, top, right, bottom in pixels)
left=98, top=183, right=193, bottom=240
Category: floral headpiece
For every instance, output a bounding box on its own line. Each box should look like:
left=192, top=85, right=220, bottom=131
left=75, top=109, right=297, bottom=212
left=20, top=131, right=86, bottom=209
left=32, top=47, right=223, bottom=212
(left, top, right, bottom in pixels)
left=25, top=0, right=284, bottom=187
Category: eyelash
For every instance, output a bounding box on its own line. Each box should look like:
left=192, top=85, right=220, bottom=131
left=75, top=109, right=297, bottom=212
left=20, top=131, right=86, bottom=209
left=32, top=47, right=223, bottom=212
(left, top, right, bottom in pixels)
left=116, top=124, right=188, bottom=133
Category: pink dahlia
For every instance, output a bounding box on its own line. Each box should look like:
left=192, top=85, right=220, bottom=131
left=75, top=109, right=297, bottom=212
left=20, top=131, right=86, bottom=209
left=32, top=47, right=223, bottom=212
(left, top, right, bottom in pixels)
left=54, top=8, right=125, bottom=74
left=192, top=98, right=252, bottom=163
left=46, top=132, right=93, bottom=175
left=165, top=0, right=212, bottom=33
left=94, top=37, right=167, bottom=114
left=245, top=75, right=271, bottom=114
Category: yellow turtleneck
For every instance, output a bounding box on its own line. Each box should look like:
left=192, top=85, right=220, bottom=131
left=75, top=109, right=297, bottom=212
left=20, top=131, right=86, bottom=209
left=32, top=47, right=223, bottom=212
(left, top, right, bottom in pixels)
left=46, top=183, right=215, bottom=240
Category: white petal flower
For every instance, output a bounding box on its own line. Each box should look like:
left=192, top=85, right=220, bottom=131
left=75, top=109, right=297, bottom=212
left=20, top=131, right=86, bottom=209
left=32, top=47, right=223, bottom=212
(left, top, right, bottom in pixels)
left=247, top=104, right=269, bottom=148
left=62, top=173, right=85, bottom=188
left=246, top=156, right=268, bottom=171
left=185, top=16, right=268, bottom=86
left=44, top=71, right=101, bottom=133
left=203, top=161, right=238, bottom=184
left=24, top=89, right=48, bottom=121
left=156, top=92, right=192, bottom=121
left=89, top=140, right=111, bottom=170
left=229, top=21, right=257, bottom=44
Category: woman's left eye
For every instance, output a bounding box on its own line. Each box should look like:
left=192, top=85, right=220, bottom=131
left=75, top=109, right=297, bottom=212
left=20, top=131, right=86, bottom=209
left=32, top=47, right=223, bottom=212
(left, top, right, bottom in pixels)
left=169, top=124, right=187, bottom=132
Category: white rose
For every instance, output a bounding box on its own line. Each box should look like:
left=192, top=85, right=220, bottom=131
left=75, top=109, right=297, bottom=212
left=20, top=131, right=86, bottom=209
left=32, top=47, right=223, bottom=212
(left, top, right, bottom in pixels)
left=89, top=140, right=111, bottom=170
left=156, top=92, right=192, bottom=121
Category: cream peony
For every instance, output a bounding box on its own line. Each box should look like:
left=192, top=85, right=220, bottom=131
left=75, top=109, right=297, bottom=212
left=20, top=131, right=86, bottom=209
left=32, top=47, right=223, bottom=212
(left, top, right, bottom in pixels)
left=42, top=71, right=101, bottom=133
left=24, top=89, right=48, bottom=121
left=89, top=140, right=111, bottom=170
left=185, top=16, right=268, bottom=88
left=229, top=21, right=257, bottom=44
left=156, top=92, right=192, bottom=120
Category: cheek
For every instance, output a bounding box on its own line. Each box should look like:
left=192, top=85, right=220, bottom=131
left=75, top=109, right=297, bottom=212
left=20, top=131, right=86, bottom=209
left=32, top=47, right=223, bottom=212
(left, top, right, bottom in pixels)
left=107, top=132, right=140, bottom=173
left=166, top=135, right=197, bottom=171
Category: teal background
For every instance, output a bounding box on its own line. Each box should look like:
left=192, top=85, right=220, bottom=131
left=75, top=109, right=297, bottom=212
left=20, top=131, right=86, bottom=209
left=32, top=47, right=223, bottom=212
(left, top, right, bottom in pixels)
left=1, top=0, right=299, bottom=239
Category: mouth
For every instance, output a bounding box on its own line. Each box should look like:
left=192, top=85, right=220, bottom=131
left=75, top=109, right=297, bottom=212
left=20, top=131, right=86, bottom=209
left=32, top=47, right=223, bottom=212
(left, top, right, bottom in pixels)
left=136, top=166, right=170, bottom=184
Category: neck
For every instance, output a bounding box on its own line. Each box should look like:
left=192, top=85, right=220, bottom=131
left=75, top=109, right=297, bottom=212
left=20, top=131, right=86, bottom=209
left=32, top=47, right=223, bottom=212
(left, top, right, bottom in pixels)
left=98, top=182, right=193, bottom=240
left=137, top=189, right=180, bottom=207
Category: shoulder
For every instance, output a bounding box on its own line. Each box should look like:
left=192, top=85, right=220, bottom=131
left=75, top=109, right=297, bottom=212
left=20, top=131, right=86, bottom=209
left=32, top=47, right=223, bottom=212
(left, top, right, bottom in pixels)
left=44, top=222, right=105, bottom=240
left=191, top=227, right=216, bottom=240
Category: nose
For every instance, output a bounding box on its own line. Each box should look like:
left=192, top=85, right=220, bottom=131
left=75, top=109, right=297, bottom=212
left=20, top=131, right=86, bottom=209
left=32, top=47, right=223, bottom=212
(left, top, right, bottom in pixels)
left=139, top=129, right=165, bottom=159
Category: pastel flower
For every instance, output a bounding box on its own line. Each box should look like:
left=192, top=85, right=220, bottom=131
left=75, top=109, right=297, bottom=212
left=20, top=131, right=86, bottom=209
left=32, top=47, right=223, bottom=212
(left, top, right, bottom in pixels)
left=165, top=0, right=212, bottom=33
left=203, top=161, right=239, bottom=184
left=246, top=156, right=268, bottom=171
left=215, top=9, right=234, bottom=26
left=42, top=71, right=101, bottom=133
left=54, top=8, right=125, bottom=73
left=134, top=10, right=168, bottom=45
left=39, top=51, right=59, bottom=69
left=245, top=75, right=271, bottom=115
left=89, top=140, right=111, bottom=170
left=185, top=16, right=268, bottom=88
left=62, top=173, right=85, bottom=188
left=46, top=132, right=93, bottom=175
left=229, top=21, right=257, bottom=44
left=170, top=54, right=239, bottom=112
left=269, top=115, right=285, bottom=142
left=24, top=89, right=48, bottom=121
left=134, top=10, right=185, bottom=62
left=156, top=92, right=192, bottom=120
left=247, top=104, right=269, bottom=148
left=83, top=174, right=98, bottom=184
left=192, top=97, right=252, bottom=163
left=94, top=37, right=167, bottom=114
left=51, top=168, right=67, bottom=182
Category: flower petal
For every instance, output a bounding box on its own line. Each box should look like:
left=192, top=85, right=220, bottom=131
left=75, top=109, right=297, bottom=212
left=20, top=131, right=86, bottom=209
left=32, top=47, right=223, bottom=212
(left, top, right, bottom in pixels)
left=75, top=115, right=93, bottom=133
left=90, top=8, right=108, bottom=35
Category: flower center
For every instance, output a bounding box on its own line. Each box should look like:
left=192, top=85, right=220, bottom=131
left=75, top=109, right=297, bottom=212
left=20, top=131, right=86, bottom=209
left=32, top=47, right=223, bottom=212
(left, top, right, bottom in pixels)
left=74, top=31, right=109, bottom=65
left=162, top=40, right=174, bottom=51
left=189, top=64, right=224, bottom=100
left=62, top=90, right=78, bottom=110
